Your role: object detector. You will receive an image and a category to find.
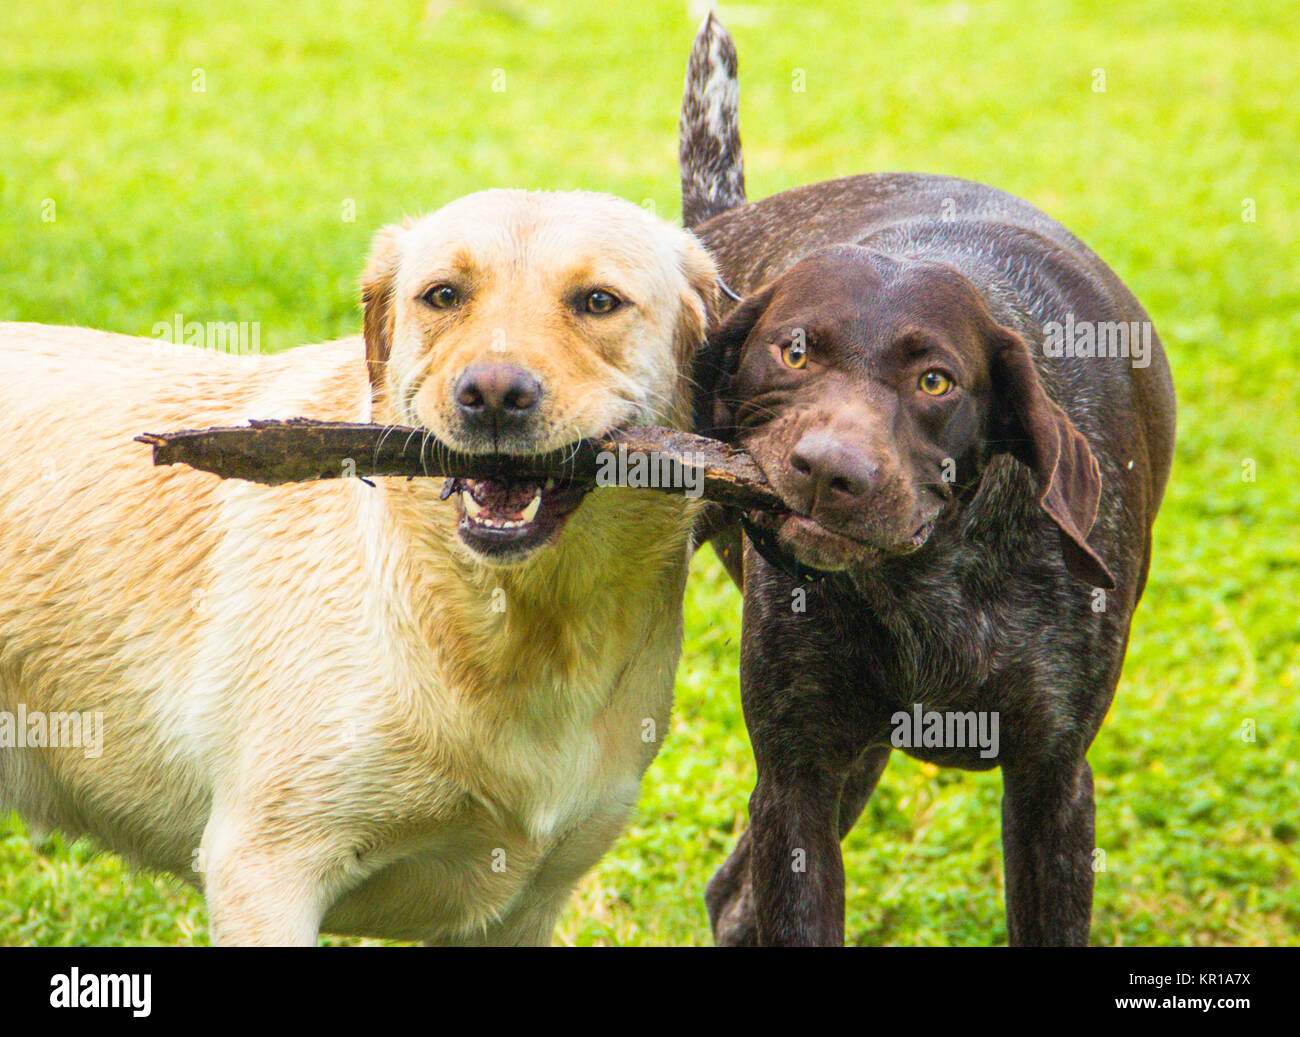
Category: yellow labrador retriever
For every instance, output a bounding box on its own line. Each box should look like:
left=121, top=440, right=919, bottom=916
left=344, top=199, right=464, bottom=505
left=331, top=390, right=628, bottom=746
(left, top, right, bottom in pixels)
left=0, top=189, right=716, bottom=945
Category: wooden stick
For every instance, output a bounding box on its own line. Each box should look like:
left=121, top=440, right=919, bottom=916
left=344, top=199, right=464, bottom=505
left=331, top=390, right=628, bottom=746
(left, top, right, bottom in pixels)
left=135, top=419, right=784, bottom=512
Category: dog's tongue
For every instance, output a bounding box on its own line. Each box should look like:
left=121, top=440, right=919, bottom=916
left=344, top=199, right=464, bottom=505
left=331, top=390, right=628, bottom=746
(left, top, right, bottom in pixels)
left=466, top=478, right=540, bottom=511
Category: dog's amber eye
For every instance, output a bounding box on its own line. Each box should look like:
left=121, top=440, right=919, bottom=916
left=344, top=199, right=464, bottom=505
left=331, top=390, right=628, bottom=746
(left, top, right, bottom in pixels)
left=423, top=284, right=459, bottom=309
left=780, top=341, right=808, bottom=370
left=584, top=289, right=621, bottom=315
left=918, top=370, right=954, bottom=396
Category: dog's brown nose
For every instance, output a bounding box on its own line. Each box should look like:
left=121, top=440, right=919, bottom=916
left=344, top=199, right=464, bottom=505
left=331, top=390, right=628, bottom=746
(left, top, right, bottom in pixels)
left=788, top=430, right=878, bottom=512
left=454, top=363, right=542, bottom=431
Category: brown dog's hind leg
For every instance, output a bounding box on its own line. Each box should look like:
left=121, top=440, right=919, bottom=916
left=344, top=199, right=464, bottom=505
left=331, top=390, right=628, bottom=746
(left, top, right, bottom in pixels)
left=704, top=826, right=758, bottom=946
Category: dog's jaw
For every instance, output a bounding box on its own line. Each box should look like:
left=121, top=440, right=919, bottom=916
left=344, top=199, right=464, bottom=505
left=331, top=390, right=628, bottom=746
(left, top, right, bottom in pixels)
left=450, top=474, right=593, bottom=564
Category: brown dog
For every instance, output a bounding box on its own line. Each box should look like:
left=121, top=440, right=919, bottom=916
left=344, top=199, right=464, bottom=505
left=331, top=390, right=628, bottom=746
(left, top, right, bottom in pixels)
left=680, top=15, right=1175, bottom=945
left=0, top=189, right=716, bottom=945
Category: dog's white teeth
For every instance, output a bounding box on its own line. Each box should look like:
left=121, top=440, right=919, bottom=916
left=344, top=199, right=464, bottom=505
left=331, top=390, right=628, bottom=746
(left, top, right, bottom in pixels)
left=521, top=491, right=542, bottom=523
left=462, top=487, right=541, bottom=529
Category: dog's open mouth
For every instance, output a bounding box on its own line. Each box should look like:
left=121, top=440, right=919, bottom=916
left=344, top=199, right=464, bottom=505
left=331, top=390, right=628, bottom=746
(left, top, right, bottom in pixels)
left=446, top=474, right=592, bottom=560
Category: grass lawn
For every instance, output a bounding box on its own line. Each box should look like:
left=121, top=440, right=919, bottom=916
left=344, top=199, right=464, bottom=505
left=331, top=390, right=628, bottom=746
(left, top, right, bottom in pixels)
left=0, top=0, right=1296, bottom=946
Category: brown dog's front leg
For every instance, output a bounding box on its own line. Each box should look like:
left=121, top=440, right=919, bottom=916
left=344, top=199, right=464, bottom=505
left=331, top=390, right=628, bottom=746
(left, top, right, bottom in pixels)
left=1000, top=757, right=1097, bottom=946
left=707, top=747, right=891, bottom=945
left=746, top=767, right=847, bottom=946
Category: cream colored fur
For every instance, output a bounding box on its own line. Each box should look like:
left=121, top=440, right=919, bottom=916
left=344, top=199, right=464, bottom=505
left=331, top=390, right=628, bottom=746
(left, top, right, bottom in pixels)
left=0, top=189, right=717, bottom=945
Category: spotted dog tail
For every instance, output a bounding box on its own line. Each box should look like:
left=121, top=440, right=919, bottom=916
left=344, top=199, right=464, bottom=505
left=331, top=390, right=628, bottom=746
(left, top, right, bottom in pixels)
left=679, top=11, right=746, bottom=229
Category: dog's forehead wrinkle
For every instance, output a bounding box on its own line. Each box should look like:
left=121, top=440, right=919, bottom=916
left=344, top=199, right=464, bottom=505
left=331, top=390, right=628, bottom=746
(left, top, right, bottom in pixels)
left=405, top=189, right=679, bottom=293
left=767, top=252, right=994, bottom=361
left=764, top=281, right=862, bottom=343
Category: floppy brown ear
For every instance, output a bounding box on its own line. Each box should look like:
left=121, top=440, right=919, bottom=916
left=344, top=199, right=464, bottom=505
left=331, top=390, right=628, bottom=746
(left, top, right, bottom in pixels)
left=990, top=328, right=1116, bottom=589
left=691, top=280, right=776, bottom=439
left=360, top=224, right=405, bottom=404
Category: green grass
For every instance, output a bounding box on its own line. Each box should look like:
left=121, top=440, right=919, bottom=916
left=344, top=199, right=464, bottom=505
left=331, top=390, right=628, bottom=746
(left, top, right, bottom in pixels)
left=1, top=0, right=1296, bottom=946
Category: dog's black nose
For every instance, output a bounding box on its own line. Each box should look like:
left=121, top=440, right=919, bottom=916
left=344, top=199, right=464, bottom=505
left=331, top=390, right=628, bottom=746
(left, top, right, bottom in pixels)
left=454, top=363, right=542, bottom=429
left=788, top=431, right=878, bottom=511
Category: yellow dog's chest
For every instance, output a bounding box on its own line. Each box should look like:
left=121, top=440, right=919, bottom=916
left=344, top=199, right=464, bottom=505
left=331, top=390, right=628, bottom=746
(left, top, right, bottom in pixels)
left=325, top=680, right=665, bottom=942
